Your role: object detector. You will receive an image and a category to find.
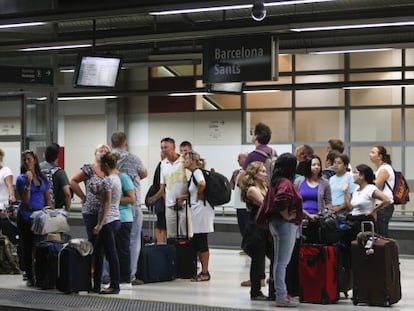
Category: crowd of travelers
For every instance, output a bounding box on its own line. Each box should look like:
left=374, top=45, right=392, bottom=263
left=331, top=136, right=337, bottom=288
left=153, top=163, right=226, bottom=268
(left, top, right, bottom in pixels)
left=0, top=124, right=397, bottom=306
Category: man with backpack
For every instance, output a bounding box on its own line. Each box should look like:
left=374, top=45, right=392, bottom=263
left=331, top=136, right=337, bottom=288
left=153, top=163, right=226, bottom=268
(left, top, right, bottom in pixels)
left=40, top=143, right=71, bottom=212
left=239, top=122, right=276, bottom=288
left=242, top=122, right=277, bottom=183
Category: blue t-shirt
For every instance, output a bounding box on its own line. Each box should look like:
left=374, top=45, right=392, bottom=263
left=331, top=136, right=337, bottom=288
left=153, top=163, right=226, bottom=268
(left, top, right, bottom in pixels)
left=300, top=182, right=319, bottom=215
left=329, top=172, right=357, bottom=206
left=119, top=173, right=134, bottom=223
left=16, top=173, right=50, bottom=221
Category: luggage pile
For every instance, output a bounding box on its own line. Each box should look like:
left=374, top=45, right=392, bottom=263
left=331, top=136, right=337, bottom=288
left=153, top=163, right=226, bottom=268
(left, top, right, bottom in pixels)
left=138, top=201, right=197, bottom=283
left=289, top=219, right=401, bottom=306
left=34, top=237, right=93, bottom=292
left=297, top=215, right=341, bottom=304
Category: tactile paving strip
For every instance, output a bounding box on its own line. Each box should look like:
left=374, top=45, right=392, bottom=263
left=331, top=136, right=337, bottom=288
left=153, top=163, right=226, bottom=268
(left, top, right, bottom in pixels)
left=0, top=288, right=243, bottom=311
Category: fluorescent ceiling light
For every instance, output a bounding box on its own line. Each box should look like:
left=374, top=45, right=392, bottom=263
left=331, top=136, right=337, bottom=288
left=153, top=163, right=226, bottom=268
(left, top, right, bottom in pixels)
left=265, top=0, right=334, bottom=7
left=0, top=22, right=45, bottom=29
left=343, top=85, right=414, bottom=90
left=150, top=4, right=250, bottom=15
left=20, top=44, right=92, bottom=52
left=313, top=48, right=393, bottom=55
left=60, top=69, right=75, bottom=73
left=244, top=90, right=280, bottom=93
left=150, top=0, right=335, bottom=15
left=58, top=95, right=118, bottom=101
left=292, top=21, right=414, bottom=32
left=169, top=92, right=210, bottom=96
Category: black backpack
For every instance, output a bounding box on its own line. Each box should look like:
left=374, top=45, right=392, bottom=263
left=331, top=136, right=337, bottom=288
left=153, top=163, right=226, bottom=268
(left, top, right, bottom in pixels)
left=190, top=169, right=231, bottom=208
left=41, top=166, right=61, bottom=207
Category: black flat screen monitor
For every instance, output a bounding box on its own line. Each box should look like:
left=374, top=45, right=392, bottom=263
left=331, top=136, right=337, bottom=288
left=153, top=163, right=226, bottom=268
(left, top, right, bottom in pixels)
left=73, top=54, right=122, bottom=88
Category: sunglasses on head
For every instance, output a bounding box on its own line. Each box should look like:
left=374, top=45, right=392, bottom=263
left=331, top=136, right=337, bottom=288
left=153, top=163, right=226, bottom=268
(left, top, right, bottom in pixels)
left=21, top=150, right=35, bottom=156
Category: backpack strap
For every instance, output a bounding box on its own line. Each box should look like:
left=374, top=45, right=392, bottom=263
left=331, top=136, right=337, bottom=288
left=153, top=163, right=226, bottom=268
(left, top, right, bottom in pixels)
left=50, top=166, right=61, bottom=175
left=253, top=148, right=276, bottom=158
left=188, top=169, right=207, bottom=206
left=384, top=167, right=396, bottom=192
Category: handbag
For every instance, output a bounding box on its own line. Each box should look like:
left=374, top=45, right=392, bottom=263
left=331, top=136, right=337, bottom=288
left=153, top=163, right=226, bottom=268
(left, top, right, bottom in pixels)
left=145, top=184, right=165, bottom=214
left=30, top=208, right=70, bottom=235
left=241, top=221, right=266, bottom=257
left=144, top=184, right=158, bottom=208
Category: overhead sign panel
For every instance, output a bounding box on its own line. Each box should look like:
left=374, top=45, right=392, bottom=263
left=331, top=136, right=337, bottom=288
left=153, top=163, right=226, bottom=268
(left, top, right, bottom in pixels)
left=203, top=35, right=278, bottom=83
left=0, top=66, right=53, bottom=85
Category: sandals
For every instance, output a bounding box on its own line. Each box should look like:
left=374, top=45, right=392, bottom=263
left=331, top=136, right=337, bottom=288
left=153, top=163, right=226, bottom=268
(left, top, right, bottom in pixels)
left=191, top=271, right=211, bottom=282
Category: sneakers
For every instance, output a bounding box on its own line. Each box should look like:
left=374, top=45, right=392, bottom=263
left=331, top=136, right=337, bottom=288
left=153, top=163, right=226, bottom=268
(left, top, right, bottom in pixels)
left=120, top=283, right=132, bottom=290
left=275, top=296, right=300, bottom=307
left=251, top=293, right=268, bottom=301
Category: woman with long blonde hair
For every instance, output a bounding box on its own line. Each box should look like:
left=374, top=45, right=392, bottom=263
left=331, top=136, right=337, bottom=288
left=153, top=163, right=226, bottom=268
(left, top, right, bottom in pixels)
left=241, top=161, right=274, bottom=301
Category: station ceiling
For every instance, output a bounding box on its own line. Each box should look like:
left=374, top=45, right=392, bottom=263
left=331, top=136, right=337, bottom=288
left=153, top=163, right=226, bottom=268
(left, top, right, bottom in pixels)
left=1, top=0, right=414, bottom=67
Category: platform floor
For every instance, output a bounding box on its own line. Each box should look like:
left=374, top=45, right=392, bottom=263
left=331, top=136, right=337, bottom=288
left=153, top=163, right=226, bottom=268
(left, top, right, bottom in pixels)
left=0, top=248, right=412, bottom=310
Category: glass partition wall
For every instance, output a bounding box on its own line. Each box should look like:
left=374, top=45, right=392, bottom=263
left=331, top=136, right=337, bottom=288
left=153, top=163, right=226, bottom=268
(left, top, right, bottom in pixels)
left=150, top=50, right=414, bottom=219
left=243, top=50, right=413, bottom=219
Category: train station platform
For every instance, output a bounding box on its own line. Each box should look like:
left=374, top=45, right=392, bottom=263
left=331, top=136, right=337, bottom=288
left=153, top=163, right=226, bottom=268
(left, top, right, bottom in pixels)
left=0, top=248, right=412, bottom=311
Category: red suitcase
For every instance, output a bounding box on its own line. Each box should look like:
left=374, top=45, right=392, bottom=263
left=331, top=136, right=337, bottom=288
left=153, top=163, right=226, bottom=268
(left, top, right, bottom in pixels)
left=351, top=221, right=401, bottom=306
left=298, top=244, right=339, bottom=304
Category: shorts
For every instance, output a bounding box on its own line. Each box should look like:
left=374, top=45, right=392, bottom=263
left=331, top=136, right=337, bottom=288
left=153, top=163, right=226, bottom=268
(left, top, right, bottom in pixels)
left=156, top=211, right=166, bottom=230
left=192, top=233, right=209, bottom=253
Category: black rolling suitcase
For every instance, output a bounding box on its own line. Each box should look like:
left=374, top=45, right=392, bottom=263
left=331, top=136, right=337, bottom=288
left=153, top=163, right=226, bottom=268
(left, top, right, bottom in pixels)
left=57, top=244, right=92, bottom=294
left=167, top=200, right=197, bottom=279
left=34, top=240, right=64, bottom=289
left=351, top=221, right=401, bottom=306
left=137, top=209, right=176, bottom=283
left=137, top=243, right=176, bottom=283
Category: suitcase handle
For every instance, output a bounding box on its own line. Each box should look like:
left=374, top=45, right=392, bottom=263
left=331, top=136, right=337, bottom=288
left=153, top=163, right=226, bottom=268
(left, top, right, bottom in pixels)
left=361, top=221, right=375, bottom=234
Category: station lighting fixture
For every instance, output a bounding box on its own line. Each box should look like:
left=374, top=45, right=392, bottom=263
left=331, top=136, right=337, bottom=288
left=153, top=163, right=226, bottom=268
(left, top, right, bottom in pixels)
left=291, top=21, right=414, bottom=32
left=149, top=0, right=335, bottom=15
left=0, top=22, right=45, bottom=29
left=20, top=44, right=92, bottom=52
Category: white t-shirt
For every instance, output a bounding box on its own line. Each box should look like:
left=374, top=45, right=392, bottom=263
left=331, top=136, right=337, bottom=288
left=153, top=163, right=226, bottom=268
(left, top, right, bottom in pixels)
left=233, top=170, right=246, bottom=209
left=350, top=184, right=377, bottom=216
left=101, top=174, right=121, bottom=225
left=375, top=163, right=394, bottom=204
left=160, top=155, right=187, bottom=207
left=188, top=169, right=214, bottom=233
left=0, top=166, right=13, bottom=209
